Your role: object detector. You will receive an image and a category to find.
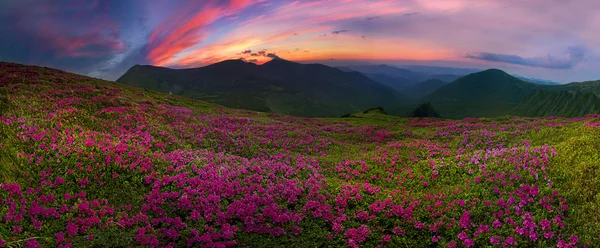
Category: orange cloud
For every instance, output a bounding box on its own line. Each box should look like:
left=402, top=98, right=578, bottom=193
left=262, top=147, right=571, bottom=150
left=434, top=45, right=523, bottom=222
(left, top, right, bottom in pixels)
left=146, top=0, right=454, bottom=68
left=146, top=0, right=261, bottom=66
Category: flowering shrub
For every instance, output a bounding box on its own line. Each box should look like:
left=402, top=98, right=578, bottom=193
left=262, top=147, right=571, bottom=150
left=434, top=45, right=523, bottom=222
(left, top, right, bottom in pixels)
left=1, top=62, right=600, bottom=247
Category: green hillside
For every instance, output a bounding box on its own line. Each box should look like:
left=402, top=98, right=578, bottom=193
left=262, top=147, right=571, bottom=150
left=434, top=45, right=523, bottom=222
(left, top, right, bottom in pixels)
left=2, top=62, right=600, bottom=247
left=512, top=90, right=600, bottom=117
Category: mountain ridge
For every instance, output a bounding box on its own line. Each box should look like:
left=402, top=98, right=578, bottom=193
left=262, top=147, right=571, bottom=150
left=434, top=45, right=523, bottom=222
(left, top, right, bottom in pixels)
left=117, top=59, right=409, bottom=117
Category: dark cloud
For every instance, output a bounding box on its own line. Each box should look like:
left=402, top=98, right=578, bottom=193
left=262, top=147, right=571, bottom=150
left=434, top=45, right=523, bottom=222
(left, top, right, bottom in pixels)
left=465, top=46, right=587, bottom=69
left=0, top=0, right=129, bottom=79
left=248, top=59, right=258, bottom=63
left=266, top=53, right=279, bottom=58
left=7, top=0, right=124, bottom=58
left=242, top=50, right=252, bottom=54
left=331, top=29, right=350, bottom=35
left=403, top=12, right=420, bottom=17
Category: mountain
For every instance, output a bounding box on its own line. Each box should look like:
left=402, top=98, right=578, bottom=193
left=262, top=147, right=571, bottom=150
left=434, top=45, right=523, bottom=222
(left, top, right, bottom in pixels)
left=423, top=69, right=540, bottom=119
left=512, top=90, right=600, bottom=117
left=359, top=72, right=416, bottom=90
left=340, top=64, right=428, bottom=84
left=399, top=65, right=480, bottom=75
left=339, top=65, right=463, bottom=95
left=409, top=79, right=449, bottom=97
left=117, top=59, right=408, bottom=117
left=409, top=102, right=441, bottom=118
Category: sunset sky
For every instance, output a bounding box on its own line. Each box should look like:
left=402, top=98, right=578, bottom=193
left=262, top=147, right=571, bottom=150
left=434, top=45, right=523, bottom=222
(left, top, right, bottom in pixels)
left=1, top=0, right=599, bottom=83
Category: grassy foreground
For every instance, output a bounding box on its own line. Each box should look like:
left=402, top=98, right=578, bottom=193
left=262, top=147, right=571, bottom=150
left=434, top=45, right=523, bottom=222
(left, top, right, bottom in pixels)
left=1, top=62, right=600, bottom=247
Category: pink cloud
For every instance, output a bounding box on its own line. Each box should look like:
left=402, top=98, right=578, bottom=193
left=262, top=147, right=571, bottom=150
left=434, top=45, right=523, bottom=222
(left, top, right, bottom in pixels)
left=149, top=0, right=411, bottom=67
left=146, top=0, right=262, bottom=66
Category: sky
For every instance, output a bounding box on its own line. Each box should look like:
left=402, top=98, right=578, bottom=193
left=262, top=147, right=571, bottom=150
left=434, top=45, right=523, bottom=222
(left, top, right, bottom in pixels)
left=1, top=0, right=599, bottom=83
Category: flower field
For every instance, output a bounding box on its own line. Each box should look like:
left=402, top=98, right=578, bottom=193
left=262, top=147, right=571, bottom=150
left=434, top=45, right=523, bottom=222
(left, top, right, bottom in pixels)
left=1, top=62, right=600, bottom=247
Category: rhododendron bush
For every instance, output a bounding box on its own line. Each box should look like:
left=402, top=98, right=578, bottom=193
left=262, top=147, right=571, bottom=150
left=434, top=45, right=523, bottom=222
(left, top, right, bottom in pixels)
left=1, top=62, right=600, bottom=247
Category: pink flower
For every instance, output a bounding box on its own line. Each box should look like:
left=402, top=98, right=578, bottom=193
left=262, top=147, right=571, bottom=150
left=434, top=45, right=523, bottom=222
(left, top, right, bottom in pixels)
left=569, top=235, right=578, bottom=244
left=32, top=218, right=43, bottom=229
left=423, top=181, right=429, bottom=187
left=458, top=232, right=468, bottom=240
left=381, top=235, right=391, bottom=243
left=504, top=236, right=516, bottom=246
left=344, top=224, right=371, bottom=243
left=56, top=232, right=66, bottom=243
left=490, top=236, right=501, bottom=246
left=392, top=227, right=405, bottom=235
left=66, top=222, right=78, bottom=236
left=464, top=239, right=475, bottom=247
left=492, top=219, right=502, bottom=229
left=557, top=240, right=568, bottom=248
left=540, top=219, right=551, bottom=230
left=431, top=235, right=440, bottom=243
left=26, top=239, right=41, bottom=248
left=447, top=240, right=457, bottom=248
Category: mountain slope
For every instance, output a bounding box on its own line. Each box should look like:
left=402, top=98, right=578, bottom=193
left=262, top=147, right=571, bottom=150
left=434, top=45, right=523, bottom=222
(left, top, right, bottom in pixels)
left=512, top=90, right=600, bottom=117
left=423, top=69, right=540, bottom=118
left=409, top=79, right=449, bottom=97
left=117, top=59, right=408, bottom=117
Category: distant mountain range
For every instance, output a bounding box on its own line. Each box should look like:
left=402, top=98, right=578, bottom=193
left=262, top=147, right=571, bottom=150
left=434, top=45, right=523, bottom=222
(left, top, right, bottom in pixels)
left=336, top=65, right=460, bottom=97
left=117, top=58, right=408, bottom=117
left=516, top=76, right=561, bottom=85
left=117, top=59, right=600, bottom=119
left=335, top=65, right=560, bottom=98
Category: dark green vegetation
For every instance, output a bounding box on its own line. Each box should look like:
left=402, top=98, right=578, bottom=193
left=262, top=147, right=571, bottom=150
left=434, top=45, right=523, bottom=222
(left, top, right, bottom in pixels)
left=341, top=106, right=388, bottom=118
left=117, top=59, right=407, bottom=117
left=2, top=62, right=600, bottom=247
left=408, top=102, right=440, bottom=118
